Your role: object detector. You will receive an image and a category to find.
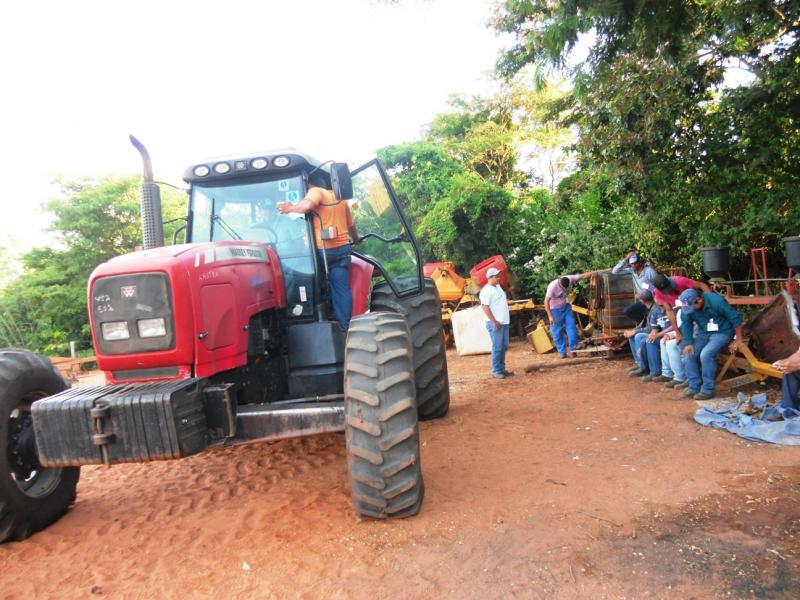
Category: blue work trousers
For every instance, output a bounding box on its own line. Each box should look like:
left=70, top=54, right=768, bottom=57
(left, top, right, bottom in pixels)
left=317, top=244, right=353, bottom=330
left=684, top=332, right=732, bottom=395
left=780, top=371, right=800, bottom=410
left=630, top=333, right=661, bottom=375
left=551, top=304, right=579, bottom=357
left=660, top=337, right=686, bottom=382
left=485, top=322, right=509, bottom=375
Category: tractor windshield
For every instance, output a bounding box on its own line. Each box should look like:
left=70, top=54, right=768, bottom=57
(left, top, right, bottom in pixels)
left=189, top=176, right=316, bottom=318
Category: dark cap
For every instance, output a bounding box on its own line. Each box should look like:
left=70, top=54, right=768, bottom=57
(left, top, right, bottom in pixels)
left=653, top=273, right=671, bottom=291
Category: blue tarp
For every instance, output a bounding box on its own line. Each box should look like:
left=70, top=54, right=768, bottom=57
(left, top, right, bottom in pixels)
left=694, top=392, right=800, bottom=445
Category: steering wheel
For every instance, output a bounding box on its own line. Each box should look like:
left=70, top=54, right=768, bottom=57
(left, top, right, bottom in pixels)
left=246, top=222, right=279, bottom=245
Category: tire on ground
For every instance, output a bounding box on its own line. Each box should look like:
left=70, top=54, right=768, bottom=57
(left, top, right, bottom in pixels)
left=0, top=349, right=80, bottom=543
left=370, top=278, right=450, bottom=420
left=344, top=312, right=424, bottom=519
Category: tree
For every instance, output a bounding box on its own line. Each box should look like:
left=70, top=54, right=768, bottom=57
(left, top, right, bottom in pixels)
left=0, top=176, right=186, bottom=354
left=492, top=0, right=800, bottom=277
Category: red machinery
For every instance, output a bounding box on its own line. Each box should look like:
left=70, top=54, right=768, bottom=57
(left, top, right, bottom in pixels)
left=0, top=141, right=451, bottom=543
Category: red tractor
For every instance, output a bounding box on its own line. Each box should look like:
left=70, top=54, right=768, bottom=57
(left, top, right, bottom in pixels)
left=0, top=138, right=449, bottom=542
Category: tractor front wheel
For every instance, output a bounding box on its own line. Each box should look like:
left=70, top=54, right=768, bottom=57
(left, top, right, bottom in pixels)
left=0, top=349, right=80, bottom=542
left=344, top=312, right=424, bottom=519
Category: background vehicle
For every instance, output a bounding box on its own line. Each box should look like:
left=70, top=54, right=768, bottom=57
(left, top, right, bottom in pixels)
left=0, top=140, right=450, bottom=542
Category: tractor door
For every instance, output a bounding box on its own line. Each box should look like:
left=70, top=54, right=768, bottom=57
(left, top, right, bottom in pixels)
left=350, top=160, right=422, bottom=297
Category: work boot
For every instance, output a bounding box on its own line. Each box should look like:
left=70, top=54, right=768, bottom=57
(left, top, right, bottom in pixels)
left=492, top=372, right=506, bottom=379
left=560, top=354, right=568, bottom=359
left=641, top=374, right=655, bottom=382
left=652, top=375, right=672, bottom=383
left=681, top=388, right=698, bottom=398
left=628, top=366, right=640, bottom=374
left=694, top=392, right=715, bottom=401
left=628, top=368, right=647, bottom=377
left=664, top=379, right=680, bottom=388
left=502, top=370, right=515, bottom=377
left=673, top=380, right=689, bottom=389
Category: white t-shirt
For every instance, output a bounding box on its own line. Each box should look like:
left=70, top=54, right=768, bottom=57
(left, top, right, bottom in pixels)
left=479, top=283, right=510, bottom=325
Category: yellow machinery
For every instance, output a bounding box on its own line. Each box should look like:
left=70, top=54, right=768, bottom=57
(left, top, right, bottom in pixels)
left=428, top=263, right=543, bottom=346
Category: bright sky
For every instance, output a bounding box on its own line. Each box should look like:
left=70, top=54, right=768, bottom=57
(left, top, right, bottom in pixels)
left=1, top=0, right=506, bottom=250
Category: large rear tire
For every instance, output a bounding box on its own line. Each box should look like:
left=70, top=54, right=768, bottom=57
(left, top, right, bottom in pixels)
left=370, top=278, right=450, bottom=420
left=0, top=349, right=80, bottom=543
left=344, top=312, right=424, bottom=519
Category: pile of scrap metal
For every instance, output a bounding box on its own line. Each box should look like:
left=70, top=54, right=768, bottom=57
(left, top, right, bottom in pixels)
left=717, top=290, right=799, bottom=392
left=424, top=256, right=542, bottom=348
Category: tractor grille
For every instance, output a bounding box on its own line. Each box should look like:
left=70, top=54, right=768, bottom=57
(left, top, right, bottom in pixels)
left=91, top=272, right=175, bottom=355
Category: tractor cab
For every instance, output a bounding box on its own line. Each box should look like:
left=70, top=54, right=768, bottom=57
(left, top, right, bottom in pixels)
left=183, top=152, right=423, bottom=323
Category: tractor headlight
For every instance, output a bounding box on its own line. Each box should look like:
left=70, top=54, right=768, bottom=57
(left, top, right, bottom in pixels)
left=101, top=321, right=131, bottom=341
left=137, top=318, right=167, bottom=338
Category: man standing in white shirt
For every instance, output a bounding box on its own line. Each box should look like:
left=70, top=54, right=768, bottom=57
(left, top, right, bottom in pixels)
left=480, top=267, right=513, bottom=379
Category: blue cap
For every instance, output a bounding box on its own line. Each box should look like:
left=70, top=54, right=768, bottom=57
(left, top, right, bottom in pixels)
left=629, top=254, right=639, bottom=264
left=678, top=288, right=698, bottom=314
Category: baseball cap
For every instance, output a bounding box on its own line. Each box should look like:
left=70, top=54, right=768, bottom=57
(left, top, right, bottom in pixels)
left=486, top=267, right=501, bottom=277
left=636, top=289, right=653, bottom=302
left=678, top=288, right=699, bottom=314
left=629, top=254, right=639, bottom=264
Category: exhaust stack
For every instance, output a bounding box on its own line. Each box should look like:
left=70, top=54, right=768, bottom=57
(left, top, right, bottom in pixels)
left=129, top=135, right=165, bottom=250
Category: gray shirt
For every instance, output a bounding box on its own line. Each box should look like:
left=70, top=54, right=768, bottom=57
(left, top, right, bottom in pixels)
left=611, top=259, right=657, bottom=295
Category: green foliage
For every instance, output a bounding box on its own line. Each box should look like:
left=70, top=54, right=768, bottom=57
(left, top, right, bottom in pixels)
left=505, top=170, right=638, bottom=298
left=378, top=84, right=575, bottom=281
left=417, top=172, right=515, bottom=268
left=0, top=176, right=186, bottom=355
left=492, top=0, right=800, bottom=281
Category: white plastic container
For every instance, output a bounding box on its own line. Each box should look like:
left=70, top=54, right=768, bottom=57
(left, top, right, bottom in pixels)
left=452, top=306, right=492, bottom=356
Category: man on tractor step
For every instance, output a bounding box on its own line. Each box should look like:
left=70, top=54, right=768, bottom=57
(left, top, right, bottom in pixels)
left=545, top=271, right=595, bottom=359
left=480, top=267, right=513, bottom=379
left=678, top=288, right=743, bottom=401
left=278, top=172, right=360, bottom=331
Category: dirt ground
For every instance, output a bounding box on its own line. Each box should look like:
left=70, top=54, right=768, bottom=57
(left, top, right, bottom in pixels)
left=1, top=343, right=799, bottom=599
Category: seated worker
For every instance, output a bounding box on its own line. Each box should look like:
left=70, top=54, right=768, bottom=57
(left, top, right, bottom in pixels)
left=544, top=270, right=596, bottom=358
left=773, top=347, right=800, bottom=411
left=623, top=289, right=665, bottom=380
left=277, top=172, right=360, bottom=331
left=678, top=288, right=743, bottom=400
left=652, top=310, right=687, bottom=389
left=652, top=272, right=711, bottom=344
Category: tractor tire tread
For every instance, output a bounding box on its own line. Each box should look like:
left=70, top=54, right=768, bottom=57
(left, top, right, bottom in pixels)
left=370, top=279, right=450, bottom=421
left=344, top=312, right=423, bottom=519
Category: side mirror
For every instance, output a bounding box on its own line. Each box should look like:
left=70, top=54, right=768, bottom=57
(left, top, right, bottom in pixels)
left=330, top=162, right=353, bottom=201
